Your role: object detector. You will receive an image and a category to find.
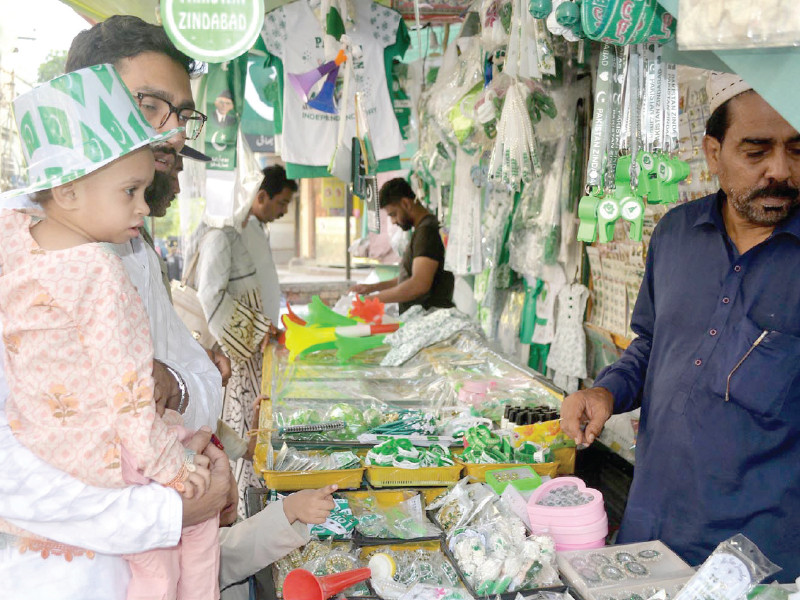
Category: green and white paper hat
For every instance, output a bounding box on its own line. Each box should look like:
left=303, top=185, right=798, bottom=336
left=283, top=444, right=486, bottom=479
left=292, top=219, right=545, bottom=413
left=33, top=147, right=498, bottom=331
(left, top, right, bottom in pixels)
left=4, top=63, right=182, bottom=199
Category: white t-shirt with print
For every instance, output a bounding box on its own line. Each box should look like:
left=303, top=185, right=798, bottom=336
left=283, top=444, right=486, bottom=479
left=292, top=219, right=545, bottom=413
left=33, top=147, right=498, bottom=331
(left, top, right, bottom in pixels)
left=261, top=0, right=405, bottom=168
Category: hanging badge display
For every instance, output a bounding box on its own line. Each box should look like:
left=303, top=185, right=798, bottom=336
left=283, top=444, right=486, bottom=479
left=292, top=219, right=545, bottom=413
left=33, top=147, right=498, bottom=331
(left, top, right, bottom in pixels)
left=586, top=44, right=616, bottom=188
left=604, top=44, right=626, bottom=192
left=161, top=0, right=265, bottom=63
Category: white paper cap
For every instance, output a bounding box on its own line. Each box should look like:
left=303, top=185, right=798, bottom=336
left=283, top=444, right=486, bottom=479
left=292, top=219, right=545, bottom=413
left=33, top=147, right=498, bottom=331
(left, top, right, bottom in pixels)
left=707, top=71, right=754, bottom=114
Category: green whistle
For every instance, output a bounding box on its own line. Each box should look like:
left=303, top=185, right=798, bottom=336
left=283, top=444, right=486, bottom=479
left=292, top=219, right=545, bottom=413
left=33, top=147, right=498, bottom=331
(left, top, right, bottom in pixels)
left=635, top=151, right=657, bottom=201
left=657, top=156, right=690, bottom=205
left=618, top=190, right=645, bottom=241
left=597, top=195, right=620, bottom=243
left=616, top=154, right=633, bottom=185
left=577, top=188, right=603, bottom=242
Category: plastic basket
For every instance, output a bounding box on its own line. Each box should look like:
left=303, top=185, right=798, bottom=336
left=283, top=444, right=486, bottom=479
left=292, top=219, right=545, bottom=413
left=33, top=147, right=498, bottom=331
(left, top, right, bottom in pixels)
left=366, top=464, right=463, bottom=487
left=456, top=459, right=560, bottom=481
left=258, top=465, right=365, bottom=491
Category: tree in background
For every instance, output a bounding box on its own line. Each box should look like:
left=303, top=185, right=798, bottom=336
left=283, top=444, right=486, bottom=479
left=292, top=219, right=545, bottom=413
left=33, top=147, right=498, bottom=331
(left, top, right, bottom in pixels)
left=37, top=50, right=67, bottom=83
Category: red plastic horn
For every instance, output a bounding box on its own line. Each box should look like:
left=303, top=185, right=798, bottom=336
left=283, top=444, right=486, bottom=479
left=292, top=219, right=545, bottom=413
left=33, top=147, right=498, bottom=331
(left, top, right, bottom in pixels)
left=283, top=567, right=372, bottom=600
left=286, top=303, right=307, bottom=326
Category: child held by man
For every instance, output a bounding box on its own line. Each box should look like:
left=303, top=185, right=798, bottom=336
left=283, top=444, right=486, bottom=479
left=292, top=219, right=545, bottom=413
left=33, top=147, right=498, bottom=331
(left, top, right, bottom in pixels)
left=0, top=64, right=220, bottom=600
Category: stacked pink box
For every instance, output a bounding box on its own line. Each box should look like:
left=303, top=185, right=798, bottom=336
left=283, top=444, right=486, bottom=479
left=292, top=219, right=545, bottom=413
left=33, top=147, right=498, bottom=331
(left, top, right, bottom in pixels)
left=527, top=476, right=608, bottom=550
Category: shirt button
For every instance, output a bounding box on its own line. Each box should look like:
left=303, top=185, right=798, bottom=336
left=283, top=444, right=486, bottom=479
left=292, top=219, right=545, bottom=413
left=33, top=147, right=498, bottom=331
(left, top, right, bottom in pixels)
left=722, top=297, right=730, bottom=304
left=734, top=265, right=742, bottom=272
left=695, top=359, right=703, bottom=366
left=709, top=329, right=717, bottom=336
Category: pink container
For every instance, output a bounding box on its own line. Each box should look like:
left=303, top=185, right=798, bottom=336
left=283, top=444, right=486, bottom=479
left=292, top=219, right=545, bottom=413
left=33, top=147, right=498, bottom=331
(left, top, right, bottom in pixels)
left=527, top=477, right=608, bottom=550
left=528, top=477, right=606, bottom=526
left=531, top=514, right=608, bottom=550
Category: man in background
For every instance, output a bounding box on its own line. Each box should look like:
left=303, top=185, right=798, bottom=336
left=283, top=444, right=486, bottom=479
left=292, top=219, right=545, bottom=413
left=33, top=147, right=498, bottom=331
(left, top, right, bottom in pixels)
left=352, top=178, right=454, bottom=313
left=242, top=165, right=298, bottom=324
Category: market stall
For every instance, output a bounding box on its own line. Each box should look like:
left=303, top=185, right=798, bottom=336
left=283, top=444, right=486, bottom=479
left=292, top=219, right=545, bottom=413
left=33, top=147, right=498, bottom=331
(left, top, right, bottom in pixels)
left=248, top=306, right=581, bottom=600
left=33, top=0, right=800, bottom=594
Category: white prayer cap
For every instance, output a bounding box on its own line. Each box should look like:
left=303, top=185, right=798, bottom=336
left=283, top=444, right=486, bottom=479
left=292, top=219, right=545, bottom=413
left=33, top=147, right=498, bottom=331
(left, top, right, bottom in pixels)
left=707, top=71, right=754, bottom=114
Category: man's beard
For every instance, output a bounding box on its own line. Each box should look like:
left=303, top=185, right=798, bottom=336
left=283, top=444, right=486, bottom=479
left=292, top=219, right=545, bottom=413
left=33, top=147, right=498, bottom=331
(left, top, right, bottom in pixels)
left=727, top=182, right=800, bottom=226
left=145, top=170, right=175, bottom=218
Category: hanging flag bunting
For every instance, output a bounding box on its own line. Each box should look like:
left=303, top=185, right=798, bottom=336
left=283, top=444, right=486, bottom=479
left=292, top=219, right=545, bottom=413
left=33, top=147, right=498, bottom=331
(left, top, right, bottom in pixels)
left=241, top=57, right=278, bottom=154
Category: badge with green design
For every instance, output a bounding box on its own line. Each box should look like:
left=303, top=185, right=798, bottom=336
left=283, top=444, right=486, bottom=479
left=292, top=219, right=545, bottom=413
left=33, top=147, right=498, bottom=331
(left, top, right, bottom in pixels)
left=161, top=0, right=265, bottom=64
left=2, top=64, right=181, bottom=199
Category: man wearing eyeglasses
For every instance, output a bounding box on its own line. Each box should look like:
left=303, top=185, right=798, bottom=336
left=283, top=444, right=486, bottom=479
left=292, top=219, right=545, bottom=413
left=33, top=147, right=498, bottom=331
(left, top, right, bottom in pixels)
left=0, top=16, right=231, bottom=600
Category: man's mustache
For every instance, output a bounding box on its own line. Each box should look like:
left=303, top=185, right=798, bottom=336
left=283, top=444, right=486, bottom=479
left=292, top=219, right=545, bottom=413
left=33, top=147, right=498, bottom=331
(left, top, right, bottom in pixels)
left=748, top=183, right=799, bottom=201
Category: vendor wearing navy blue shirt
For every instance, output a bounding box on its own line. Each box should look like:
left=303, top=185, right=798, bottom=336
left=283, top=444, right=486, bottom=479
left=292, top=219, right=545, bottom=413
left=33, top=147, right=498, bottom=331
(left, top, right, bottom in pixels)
left=561, top=72, right=800, bottom=580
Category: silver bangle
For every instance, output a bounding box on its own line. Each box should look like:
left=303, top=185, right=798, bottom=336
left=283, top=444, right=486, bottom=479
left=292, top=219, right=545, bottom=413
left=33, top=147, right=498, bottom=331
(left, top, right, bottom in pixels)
left=164, top=364, right=189, bottom=414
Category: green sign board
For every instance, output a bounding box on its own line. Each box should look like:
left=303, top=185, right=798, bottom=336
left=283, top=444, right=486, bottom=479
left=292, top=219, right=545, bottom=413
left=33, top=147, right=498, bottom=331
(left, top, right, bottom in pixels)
left=161, top=0, right=265, bottom=63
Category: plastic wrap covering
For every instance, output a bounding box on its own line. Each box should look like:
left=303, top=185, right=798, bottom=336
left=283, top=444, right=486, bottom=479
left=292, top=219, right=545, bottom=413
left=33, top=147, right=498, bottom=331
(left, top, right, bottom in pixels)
left=446, top=148, right=485, bottom=276
left=430, top=480, right=561, bottom=595
left=264, top=312, right=563, bottom=445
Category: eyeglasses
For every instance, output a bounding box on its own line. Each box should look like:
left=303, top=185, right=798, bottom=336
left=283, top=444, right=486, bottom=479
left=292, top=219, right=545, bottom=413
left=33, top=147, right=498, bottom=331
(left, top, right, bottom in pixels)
left=135, top=92, right=207, bottom=141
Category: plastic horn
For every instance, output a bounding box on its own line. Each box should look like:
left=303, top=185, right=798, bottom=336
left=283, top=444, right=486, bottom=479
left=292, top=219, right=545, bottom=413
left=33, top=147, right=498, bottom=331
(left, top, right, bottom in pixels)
left=283, top=567, right=372, bottom=600
left=284, top=318, right=337, bottom=361
left=308, top=67, right=339, bottom=114
left=288, top=50, right=347, bottom=104
left=335, top=333, right=386, bottom=363
left=285, top=302, right=307, bottom=326
left=307, top=295, right=358, bottom=327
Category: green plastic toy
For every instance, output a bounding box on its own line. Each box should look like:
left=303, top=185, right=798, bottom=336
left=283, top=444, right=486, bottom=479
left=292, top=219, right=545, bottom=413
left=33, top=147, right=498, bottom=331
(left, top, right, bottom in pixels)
left=577, top=188, right=603, bottom=242
left=335, top=333, right=386, bottom=363
left=597, top=195, right=620, bottom=243
left=619, top=191, right=645, bottom=241
left=635, top=151, right=658, bottom=200
left=656, top=155, right=691, bottom=204
left=528, top=0, right=552, bottom=19
left=307, top=295, right=359, bottom=327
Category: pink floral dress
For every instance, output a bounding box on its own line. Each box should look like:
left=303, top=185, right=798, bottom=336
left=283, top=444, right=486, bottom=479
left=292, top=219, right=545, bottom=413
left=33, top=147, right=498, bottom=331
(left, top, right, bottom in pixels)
left=0, top=209, right=185, bottom=527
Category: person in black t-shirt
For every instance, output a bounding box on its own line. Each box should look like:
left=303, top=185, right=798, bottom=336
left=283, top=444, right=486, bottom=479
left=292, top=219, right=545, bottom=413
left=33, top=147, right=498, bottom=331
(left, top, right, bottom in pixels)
left=351, top=178, right=454, bottom=313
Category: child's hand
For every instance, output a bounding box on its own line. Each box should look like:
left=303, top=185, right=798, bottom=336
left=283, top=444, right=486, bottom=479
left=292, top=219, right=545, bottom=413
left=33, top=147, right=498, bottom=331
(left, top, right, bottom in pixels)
left=282, top=485, right=338, bottom=525
left=178, top=453, right=211, bottom=499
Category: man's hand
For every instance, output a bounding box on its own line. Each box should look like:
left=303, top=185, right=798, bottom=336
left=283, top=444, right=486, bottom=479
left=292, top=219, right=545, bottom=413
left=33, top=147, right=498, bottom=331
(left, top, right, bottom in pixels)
left=283, top=485, right=337, bottom=525
left=349, top=283, right=377, bottom=295
left=218, top=470, right=239, bottom=527
left=260, top=324, right=281, bottom=352
left=206, top=348, right=232, bottom=386
left=153, top=359, right=181, bottom=412
left=181, top=427, right=232, bottom=526
left=560, top=387, right=615, bottom=447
